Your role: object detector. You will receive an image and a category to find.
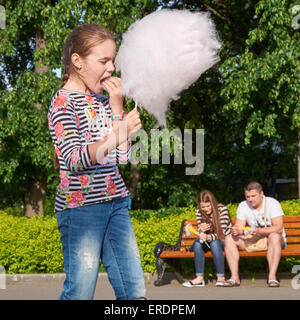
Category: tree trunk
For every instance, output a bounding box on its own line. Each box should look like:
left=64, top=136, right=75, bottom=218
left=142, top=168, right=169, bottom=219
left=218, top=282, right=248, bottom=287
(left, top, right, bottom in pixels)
left=129, top=163, right=140, bottom=206
left=24, top=177, right=47, bottom=217
left=23, top=30, right=49, bottom=216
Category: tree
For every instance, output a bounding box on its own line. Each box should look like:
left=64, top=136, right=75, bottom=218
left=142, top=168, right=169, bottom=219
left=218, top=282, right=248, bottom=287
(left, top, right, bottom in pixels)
left=0, top=0, right=158, bottom=215
left=220, top=0, right=300, bottom=197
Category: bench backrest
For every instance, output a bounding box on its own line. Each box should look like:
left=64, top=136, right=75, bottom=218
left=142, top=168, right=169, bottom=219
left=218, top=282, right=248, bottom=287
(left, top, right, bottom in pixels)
left=181, top=216, right=300, bottom=248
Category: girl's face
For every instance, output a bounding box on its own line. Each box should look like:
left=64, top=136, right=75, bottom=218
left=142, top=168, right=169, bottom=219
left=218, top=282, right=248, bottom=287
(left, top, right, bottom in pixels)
left=79, top=39, right=116, bottom=94
left=200, top=202, right=212, bottom=215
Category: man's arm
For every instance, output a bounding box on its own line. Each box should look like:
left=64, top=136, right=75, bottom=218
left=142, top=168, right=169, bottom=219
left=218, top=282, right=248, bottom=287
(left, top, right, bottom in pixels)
left=231, top=218, right=247, bottom=236
left=253, top=216, right=283, bottom=235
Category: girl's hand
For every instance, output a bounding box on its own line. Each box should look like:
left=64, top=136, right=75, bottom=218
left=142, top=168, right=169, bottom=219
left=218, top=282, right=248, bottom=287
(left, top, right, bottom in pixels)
left=102, top=76, right=121, bottom=96
left=124, top=109, right=142, bottom=138
left=114, top=109, right=142, bottom=145
left=102, top=77, right=123, bottom=115
left=200, top=223, right=210, bottom=232
left=199, top=233, right=207, bottom=242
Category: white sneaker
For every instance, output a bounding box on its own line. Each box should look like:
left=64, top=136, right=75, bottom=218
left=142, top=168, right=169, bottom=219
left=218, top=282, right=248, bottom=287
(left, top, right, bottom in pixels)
left=215, top=281, right=225, bottom=287
left=182, top=280, right=205, bottom=287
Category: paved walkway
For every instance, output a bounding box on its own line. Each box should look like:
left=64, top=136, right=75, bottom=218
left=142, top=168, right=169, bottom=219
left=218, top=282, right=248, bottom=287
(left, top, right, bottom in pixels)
left=0, top=272, right=299, bottom=300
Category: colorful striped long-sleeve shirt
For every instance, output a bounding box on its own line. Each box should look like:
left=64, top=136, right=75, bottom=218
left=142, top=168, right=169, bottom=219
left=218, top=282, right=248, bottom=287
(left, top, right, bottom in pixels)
left=48, top=88, right=130, bottom=212
left=196, top=204, right=232, bottom=240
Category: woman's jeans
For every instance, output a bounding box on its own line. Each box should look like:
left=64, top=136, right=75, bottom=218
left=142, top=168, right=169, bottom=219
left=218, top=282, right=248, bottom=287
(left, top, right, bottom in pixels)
left=190, top=238, right=224, bottom=277
left=56, top=196, right=146, bottom=300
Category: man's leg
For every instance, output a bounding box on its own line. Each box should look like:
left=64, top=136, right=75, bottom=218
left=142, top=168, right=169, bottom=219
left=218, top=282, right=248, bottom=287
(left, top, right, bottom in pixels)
left=224, top=234, right=245, bottom=284
left=267, top=233, right=283, bottom=282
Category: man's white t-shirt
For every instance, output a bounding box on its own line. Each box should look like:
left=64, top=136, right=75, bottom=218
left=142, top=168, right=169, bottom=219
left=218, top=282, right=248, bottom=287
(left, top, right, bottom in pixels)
left=236, top=196, right=286, bottom=243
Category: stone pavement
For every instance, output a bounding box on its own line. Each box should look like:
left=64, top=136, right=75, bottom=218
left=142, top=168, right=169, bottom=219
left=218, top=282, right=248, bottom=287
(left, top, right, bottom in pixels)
left=0, top=273, right=299, bottom=300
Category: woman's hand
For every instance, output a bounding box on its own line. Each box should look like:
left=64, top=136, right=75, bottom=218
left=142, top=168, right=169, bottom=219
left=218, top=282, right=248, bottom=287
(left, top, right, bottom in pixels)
left=102, top=76, right=123, bottom=115
left=199, top=223, right=210, bottom=233
left=199, top=233, right=208, bottom=242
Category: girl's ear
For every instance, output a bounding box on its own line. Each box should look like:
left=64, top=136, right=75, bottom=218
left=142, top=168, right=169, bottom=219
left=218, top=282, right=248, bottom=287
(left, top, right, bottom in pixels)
left=71, top=53, right=83, bottom=70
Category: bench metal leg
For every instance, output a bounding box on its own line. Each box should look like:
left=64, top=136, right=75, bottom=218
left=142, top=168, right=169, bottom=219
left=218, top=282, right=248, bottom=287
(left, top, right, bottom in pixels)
left=154, top=257, right=167, bottom=286
left=167, top=258, right=184, bottom=284
left=154, top=257, right=185, bottom=286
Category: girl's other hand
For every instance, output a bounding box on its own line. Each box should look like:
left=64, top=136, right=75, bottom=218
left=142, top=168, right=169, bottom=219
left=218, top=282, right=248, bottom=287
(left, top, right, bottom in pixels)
left=103, top=76, right=123, bottom=114
left=102, top=76, right=122, bottom=97
left=199, top=233, right=207, bottom=242
left=200, top=223, right=210, bottom=232
left=115, top=109, right=142, bottom=145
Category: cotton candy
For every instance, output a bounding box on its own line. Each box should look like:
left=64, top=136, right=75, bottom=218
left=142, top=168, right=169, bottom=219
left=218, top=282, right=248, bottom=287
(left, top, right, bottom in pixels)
left=115, top=9, right=222, bottom=126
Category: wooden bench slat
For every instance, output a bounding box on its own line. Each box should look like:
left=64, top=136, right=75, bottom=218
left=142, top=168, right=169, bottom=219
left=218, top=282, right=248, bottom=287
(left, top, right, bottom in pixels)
left=286, top=237, right=300, bottom=243
left=286, top=229, right=300, bottom=235
left=283, top=216, right=300, bottom=222
left=283, top=223, right=300, bottom=228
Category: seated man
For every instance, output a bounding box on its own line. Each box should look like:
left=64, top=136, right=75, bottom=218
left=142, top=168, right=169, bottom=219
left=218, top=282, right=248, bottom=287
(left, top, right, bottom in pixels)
left=224, top=181, right=286, bottom=287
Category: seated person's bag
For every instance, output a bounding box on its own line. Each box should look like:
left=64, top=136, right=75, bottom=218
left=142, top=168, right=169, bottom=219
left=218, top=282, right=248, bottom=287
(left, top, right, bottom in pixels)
left=244, top=198, right=268, bottom=252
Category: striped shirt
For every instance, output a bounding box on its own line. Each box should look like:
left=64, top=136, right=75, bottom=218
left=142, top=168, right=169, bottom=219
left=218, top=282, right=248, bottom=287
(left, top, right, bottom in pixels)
left=196, top=204, right=232, bottom=240
left=48, top=88, right=130, bottom=212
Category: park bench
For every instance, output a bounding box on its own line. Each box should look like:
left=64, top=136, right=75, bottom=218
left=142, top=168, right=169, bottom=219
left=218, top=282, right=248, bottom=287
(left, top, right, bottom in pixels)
left=153, top=216, right=300, bottom=286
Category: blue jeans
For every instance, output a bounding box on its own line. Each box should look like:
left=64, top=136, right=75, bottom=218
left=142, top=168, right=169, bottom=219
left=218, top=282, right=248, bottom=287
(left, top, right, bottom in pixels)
left=56, top=196, right=146, bottom=300
left=190, top=238, right=225, bottom=277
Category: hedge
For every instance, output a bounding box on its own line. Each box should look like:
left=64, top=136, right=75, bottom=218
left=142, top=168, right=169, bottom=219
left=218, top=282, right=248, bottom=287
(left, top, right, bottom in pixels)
left=0, top=200, right=299, bottom=276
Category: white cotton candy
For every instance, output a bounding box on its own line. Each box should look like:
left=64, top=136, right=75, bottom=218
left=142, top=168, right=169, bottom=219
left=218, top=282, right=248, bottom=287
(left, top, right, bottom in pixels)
left=115, top=9, right=222, bottom=126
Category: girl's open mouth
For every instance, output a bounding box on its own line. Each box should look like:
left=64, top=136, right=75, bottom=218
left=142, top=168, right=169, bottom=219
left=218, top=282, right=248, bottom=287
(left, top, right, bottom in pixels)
left=100, top=76, right=111, bottom=84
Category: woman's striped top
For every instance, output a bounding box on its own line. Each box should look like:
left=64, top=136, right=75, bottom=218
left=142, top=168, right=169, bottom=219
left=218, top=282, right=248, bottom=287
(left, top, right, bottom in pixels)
left=196, top=204, right=232, bottom=240
left=48, top=88, right=130, bottom=212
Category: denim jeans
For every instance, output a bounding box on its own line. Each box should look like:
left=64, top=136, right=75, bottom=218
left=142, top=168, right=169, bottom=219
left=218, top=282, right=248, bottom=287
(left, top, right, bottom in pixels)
left=190, top=238, right=225, bottom=277
left=56, top=196, right=146, bottom=300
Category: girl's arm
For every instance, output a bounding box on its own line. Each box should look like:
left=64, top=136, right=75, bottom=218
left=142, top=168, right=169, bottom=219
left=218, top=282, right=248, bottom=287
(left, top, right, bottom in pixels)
left=50, top=97, right=141, bottom=171
left=102, top=76, right=133, bottom=163
left=88, top=109, right=141, bottom=164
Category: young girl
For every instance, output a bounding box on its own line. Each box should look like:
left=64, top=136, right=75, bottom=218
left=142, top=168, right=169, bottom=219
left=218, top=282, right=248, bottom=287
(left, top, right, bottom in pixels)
left=182, top=190, right=232, bottom=287
left=48, top=24, right=145, bottom=300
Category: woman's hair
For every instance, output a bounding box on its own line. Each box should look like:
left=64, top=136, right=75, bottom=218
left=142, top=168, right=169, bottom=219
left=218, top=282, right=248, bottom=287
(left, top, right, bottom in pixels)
left=197, top=190, right=224, bottom=240
left=52, top=24, right=114, bottom=169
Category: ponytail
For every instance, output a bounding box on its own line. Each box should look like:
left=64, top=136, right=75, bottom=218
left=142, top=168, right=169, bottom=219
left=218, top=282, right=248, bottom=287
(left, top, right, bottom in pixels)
left=53, top=148, right=60, bottom=170
left=60, top=70, right=69, bottom=89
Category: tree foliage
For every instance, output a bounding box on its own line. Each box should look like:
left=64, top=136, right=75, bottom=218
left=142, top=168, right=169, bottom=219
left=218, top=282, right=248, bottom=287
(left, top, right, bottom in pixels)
left=0, top=0, right=158, bottom=209
left=220, top=0, right=299, bottom=143
left=0, top=0, right=298, bottom=211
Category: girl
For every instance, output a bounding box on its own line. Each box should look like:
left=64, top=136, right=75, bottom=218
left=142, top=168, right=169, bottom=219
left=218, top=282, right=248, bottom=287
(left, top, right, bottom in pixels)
left=182, top=190, right=232, bottom=287
left=48, top=24, right=145, bottom=300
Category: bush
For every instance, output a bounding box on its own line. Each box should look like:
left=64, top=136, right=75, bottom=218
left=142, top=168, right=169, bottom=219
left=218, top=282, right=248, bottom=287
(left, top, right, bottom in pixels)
left=0, top=211, right=64, bottom=273
left=0, top=200, right=299, bottom=275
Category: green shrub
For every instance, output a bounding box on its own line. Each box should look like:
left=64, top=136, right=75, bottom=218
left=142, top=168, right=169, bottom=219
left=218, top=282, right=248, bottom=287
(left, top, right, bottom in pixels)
left=0, top=211, right=64, bottom=273
left=0, top=200, right=299, bottom=275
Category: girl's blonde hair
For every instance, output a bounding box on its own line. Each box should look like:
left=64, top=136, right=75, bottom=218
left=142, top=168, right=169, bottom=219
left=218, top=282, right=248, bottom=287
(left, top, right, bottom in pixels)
left=53, top=24, right=114, bottom=169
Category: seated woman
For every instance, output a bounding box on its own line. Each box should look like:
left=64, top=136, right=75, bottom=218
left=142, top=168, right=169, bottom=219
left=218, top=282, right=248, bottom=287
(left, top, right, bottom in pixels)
left=183, top=190, right=232, bottom=287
